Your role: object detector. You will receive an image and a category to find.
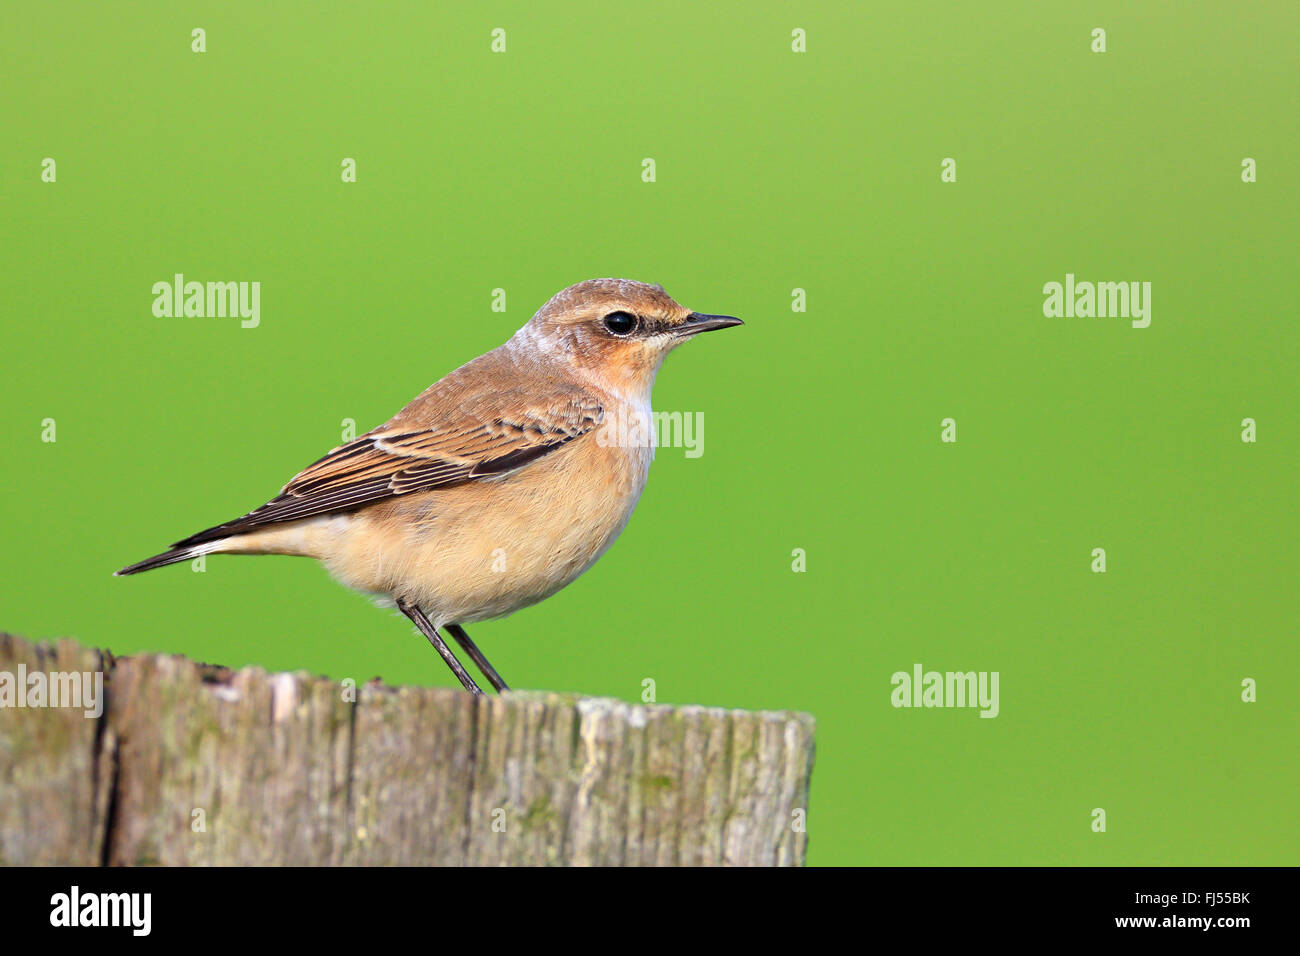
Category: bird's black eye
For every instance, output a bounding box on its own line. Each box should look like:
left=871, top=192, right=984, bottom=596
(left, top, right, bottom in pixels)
left=602, top=311, right=638, bottom=336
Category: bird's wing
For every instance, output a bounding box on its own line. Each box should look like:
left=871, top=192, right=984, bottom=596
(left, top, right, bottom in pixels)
left=173, top=385, right=604, bottom=548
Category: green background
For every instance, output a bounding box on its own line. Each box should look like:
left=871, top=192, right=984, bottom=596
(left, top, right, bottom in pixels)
left=2, top=2, right=1296, bottom=866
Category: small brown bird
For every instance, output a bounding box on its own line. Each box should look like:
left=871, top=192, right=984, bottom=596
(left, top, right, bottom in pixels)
left=117, top=279, right=742, bottom=694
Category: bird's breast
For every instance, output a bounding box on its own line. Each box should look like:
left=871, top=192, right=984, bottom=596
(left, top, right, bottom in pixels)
left=318, top=413, right=654, bottom=624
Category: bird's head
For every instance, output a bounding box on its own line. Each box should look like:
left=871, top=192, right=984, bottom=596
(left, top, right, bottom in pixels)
left=513, top=279, right=742, bottom=398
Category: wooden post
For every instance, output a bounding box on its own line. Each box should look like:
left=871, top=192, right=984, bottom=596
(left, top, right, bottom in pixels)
left=0, top=634, right=815, bottom=866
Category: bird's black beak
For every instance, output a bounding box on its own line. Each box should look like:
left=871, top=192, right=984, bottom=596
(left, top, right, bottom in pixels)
left=678, top=312, right=744, bottom=336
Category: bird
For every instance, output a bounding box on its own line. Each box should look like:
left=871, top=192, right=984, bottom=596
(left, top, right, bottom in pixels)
left=116, top=279, right=743, bottom=695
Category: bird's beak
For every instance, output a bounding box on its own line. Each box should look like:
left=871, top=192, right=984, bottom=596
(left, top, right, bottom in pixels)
left=678, top=312, right=744, bottom=337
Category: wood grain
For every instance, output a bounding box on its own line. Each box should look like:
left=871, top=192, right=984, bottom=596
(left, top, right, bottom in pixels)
left=0, top=634, right=815, bottom=866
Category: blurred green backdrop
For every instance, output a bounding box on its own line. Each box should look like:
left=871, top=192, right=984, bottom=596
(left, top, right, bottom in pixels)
left=2, top=1, right=1296, bottom=866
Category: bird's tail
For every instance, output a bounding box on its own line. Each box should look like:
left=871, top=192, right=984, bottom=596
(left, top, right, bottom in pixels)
left=115, top=543, right=218, bottom=576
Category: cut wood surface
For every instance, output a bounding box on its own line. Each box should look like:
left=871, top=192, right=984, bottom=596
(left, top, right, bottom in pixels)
left=0, top=634, right=815, bottom=866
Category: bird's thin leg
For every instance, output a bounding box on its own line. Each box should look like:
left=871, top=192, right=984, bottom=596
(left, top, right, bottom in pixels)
left=396, top=597, right=483, bottom=696
left=445, top=623, right=510, bottom=693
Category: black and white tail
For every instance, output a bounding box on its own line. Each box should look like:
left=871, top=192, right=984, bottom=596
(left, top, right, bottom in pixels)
left=115, top=541, right=222, bottom=576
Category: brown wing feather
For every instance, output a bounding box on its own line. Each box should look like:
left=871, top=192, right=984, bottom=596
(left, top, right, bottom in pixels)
left=172, top=386, right=604, bottom=548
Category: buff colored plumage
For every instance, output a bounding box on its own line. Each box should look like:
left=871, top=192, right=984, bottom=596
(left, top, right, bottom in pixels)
left=116, top=279, right=742, bottom=694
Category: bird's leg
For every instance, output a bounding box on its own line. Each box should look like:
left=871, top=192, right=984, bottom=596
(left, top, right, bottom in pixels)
left=445, top=624, right=510, bottom=693
left=396, top=597, right=483, bottom=696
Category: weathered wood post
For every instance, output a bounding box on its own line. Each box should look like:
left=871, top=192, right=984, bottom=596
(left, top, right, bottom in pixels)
left=0, top=634, right=815, bottom=866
